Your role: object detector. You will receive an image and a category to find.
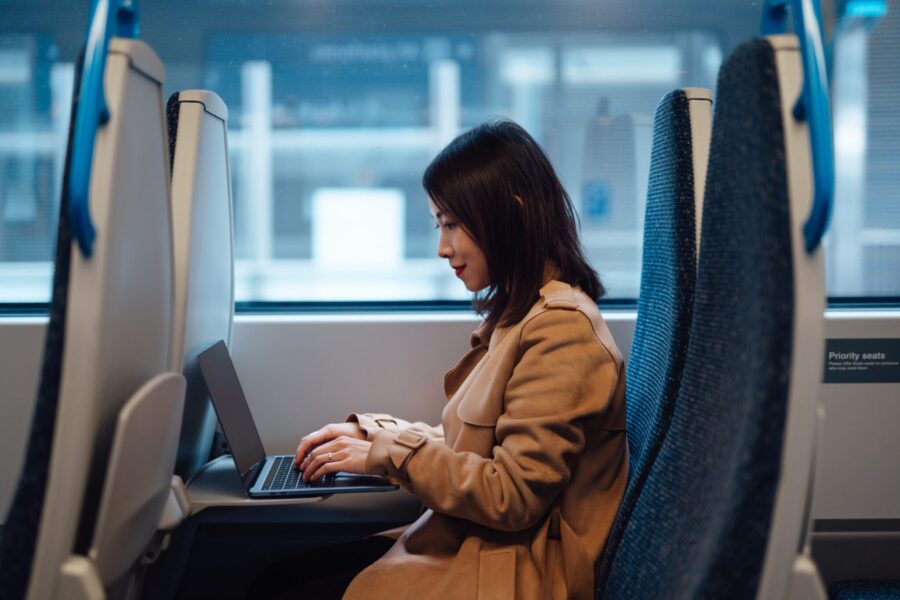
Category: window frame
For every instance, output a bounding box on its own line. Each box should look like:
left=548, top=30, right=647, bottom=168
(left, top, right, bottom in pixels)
left=4, top=297, right=900, bottom=319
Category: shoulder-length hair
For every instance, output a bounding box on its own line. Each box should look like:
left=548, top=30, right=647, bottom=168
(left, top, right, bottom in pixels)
left=423, top=119, right=604, bottom=331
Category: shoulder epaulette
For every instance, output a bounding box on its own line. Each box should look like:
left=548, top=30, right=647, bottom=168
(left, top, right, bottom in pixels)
left=539, top=281, right=579, bottom=310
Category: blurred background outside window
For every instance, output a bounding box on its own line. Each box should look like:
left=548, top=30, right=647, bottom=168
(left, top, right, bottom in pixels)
left=0, top=0, right=897, bottom=303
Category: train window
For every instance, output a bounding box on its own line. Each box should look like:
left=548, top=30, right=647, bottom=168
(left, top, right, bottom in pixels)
left=0, top=1, right=897, bottom=306
left=827, top=4, right=900, bottom=299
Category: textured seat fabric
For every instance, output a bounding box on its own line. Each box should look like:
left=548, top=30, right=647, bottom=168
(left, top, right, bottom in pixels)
left=831, top=582, right=900, bottom=600
left=603, top=37, right=793, bottom=599
left=0, top=57, right=82, bottom=600
left=594, top=89, right=698, bottom=593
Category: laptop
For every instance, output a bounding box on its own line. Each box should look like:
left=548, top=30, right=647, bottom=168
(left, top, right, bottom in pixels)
left=197, top=340, right=397, bottom=498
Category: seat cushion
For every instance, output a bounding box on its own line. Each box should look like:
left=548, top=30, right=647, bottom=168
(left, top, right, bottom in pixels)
left=831, top=581, right=900, bottom=600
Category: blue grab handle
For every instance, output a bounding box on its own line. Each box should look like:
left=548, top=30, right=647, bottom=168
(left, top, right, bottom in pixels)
left=68, top=0, right=139, bottom=258
left=841, top=0, right=888, bottom=19
left=761, top=0, right=835, bottom=253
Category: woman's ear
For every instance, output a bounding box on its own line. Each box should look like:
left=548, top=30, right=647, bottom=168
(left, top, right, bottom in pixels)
left=513, top=194, right=524, bottom=207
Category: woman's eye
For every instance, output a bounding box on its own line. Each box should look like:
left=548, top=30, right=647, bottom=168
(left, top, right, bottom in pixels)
left=443, top=222, right=457, bottom=231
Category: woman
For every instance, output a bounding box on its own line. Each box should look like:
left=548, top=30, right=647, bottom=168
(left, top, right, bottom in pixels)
left=292, top=120, right=628, bottom=599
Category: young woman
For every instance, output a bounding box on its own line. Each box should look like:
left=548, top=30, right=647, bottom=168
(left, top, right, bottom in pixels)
left=291, top=120, right=628, bottom=599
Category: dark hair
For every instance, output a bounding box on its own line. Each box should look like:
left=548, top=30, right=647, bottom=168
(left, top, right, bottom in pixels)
left=423, top=119, right=604, bottom=331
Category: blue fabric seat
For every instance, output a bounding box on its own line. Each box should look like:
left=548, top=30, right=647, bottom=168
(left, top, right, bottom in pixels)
left=831, top=582, right=900, bottom=600
left=601, top=36, right=798, bottom=599
left=594, top=88, right=702, bottom=593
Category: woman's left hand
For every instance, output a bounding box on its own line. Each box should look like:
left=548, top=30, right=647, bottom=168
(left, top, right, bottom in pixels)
left=301, top=436, right=373, bottom=482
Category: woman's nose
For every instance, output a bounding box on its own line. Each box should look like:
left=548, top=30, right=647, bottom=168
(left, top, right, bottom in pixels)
left=438, top=238, right=453, bottom=259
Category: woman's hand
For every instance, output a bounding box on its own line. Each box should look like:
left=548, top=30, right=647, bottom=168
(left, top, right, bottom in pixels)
left=299, top=435, right=373, bottom=482
left=293, top=422, right=367, bottom=477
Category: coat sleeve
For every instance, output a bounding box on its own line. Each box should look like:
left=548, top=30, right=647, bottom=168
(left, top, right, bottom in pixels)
left=347, top=412, right=445, bottom=443
left=364, top=308, right=620, bottom=532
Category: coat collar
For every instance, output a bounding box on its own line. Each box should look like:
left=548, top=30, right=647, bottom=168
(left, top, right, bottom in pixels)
left=470, top=322, right=493, bottom=349
left=468, top=280, right=577, bottom=349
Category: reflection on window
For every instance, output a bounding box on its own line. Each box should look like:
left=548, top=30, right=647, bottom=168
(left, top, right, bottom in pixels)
left=1, top=3, right=898, bottom=304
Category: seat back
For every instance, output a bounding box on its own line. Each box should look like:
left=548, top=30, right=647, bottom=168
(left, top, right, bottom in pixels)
left=0, top=50, right=83, bottom=600
left=624, top=87, right=712, bottom=476
left=685, top=88, right=713, bottom=251
left=166, top=90, right=235, bottom=482
left=0, top=37, right=176, bottom=600
left=594, top=87, right=712, bottom=593
left=603, top=34, right=823, bottom=599
left=754, top=34, right=825, bottom=600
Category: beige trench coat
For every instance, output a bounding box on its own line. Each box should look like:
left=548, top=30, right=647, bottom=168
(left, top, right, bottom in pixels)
left=343, top=280, right=628, bottom=600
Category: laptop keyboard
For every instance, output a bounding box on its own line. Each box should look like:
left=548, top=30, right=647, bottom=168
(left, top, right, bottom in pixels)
left=262, top=456, right=306, bottom=491
left=260, top=455, right=342, bottom=491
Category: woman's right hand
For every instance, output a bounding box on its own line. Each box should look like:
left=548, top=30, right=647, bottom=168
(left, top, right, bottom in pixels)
left=292, top=422, right=366, bottom=470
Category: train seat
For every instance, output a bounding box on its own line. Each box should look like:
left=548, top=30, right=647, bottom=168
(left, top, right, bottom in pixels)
left=599, top=34, right=826, bottom=599
left=0, top=37, right=185, bottom=600
left=165, top=90, right=236, bottom=484
left=594, top=86, right=712, bottom=593
left=830, top=581, right=900, bottom=600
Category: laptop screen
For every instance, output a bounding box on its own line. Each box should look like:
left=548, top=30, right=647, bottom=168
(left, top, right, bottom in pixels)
left=197, top=340, right=268, bottom=482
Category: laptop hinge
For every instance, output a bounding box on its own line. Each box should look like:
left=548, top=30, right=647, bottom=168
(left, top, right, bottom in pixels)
left=242, top=459, right=265, bottom=489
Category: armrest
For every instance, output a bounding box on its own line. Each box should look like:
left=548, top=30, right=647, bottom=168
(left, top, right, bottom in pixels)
left=88, top=372, right=186, bottom=585
left=786, top=555, right=827, bottom=600
left=158, top=475, right=191, bottom=531
left=55, top=556, right=105, bottom=600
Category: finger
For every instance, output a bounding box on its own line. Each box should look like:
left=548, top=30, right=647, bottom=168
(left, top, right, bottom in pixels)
left=299, top=435, right=339, bottom=471
left=308, top=459, right=346, bottom=482
left=293, top=427, right=331, bottom=467
left=293, top=431, right=318, bottom=466
left=303, top=442, right=343, bottom=481
left=303, top=435, right=347, bottom=467
left=294, top=441, right=313, bottom=468
left=304, top=453, right=340, bottom=482
left=303, top=452, right=341, bottom=481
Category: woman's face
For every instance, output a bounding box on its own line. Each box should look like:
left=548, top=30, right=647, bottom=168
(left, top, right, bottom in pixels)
left=429, top=198, right=490, bottom=292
